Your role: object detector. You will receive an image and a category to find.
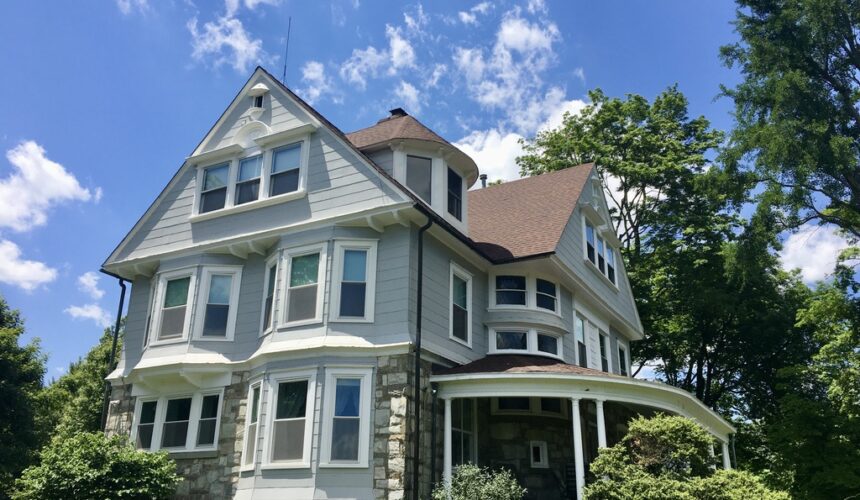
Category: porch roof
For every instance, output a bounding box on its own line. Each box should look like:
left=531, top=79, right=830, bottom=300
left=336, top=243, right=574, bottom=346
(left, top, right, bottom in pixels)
left=435, top=354, right=624, bottom=378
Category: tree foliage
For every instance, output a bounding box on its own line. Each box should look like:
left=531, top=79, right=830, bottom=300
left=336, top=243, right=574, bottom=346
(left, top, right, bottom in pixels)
left=585, top=415, right=788, bottom=500
left=432, top=464, right=526, bottom=500
left=12, top=432, right=179, bottom=500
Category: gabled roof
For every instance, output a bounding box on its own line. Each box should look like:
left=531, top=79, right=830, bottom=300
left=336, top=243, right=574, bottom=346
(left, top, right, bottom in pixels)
left=467, top=164, right=594, bottom=262
left=346, top=109, right=452, bottom=149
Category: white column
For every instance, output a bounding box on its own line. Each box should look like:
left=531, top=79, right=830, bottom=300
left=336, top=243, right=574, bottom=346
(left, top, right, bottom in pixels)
left=595, top=399, right=607, bottom=449
left=722, top=441, right=732, bottom=470
left=443, top=398, right=453, bottom=488
left=571, top=398, right=585, bottom=500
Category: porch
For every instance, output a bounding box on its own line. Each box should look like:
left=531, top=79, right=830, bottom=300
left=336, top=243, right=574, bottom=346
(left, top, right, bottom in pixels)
left=431, top=355, right=735, bottom=500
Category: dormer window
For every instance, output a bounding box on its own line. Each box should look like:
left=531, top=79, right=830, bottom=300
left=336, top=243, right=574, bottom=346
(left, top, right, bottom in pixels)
left=406, top=155, right=432, bottom=203
left=270, top=143, right=301, bottom=197
left=236, top=155, right=262, bottom=205
left=584, top=219, right=618, bottom=286
left=200, top=163, right=230, bottom=213
left=447, top=168, right=463, bottom=220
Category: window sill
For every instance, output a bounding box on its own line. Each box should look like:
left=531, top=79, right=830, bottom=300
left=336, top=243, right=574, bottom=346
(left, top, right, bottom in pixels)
left=277, top=318, right=324, bottom=330
left=260, top=462, right=311, bottom=470
left=488, top=305, right=563, bottom=319
left=166, top=449, right=219, bottom=459
left=148, top=336, right=188, bottom=348
left=448, top=334, right=472, bottom=348
left=584, top=259, right=619, bottom=290
left=192, top=336, right=234, bottom=342
left=190, top=189, right=307, bottom=223
left=318, top=462, right=368, bottom=469
left=329, top=317, right=374, bottom=324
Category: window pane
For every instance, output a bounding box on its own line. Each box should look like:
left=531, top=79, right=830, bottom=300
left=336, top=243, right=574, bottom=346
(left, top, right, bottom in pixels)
left=208, top=275, right=232, bottom=304
left=540, top=398, right=561, bottom=413
left=160, top=306, right=186, bottom=338
left=272, top=144, right=301, bottom=174
left=137, top=424, right=154, bottom=449
left=496, top=275, right=525, bottom=290
left=339, top=282, right=366, bottom=317
left=290, top=253, right=319, bottom=287
left=287, top=285, right=317, bottom=322
left=200, top=188, right=226, bottom=213
left=452, top=305, right=467, bottom=341
left=498, top=397, right=529, bottom=411
left=462, top=399, right=474, bottom=431
left=452, top=275, right=468, bottom=308
left=197, top=419, right=217, bottom=446
left=239, top=156, right=262, bottom=181
left=270, top=169, right=299, bottom=196
left=164, top=278, right=190, bottom=307
left=342, top=250, right=367, bottom=282
left=276, top=380, right=308, bottom=419
left=586, top=223, right=596, bottom=263
left=578, top=342, right=587, bottom=368
left=162, top=421, right=189, bottom=448
left=452, top=429, right=463, bottom=465
left=203, top=304, right=229, bottom=337
left=447, top=168, right=462, bottom=219
left=203, top=164, right=229, bottom=191
left=575, top=317, right=585, bottom=343
left=140, top=401, right=157, bottom=424
left=244, top=423, right=257, bottom=464
left=406, top=155, right=432, bottom=202
left=200, top=394, right=220, bottom=419
left=264, top=265, right=276, bottom=328
left=537, top=334, right=558, bottom=354
left=165, top=398, right=192, bottom=421
left=536, top=294, right=556, bottom=311
left=331, top=418, right=359, bottom=461
left=496, top=331, right=527, bottom=350
left=597, top=237, right=606, bottom=272
left=496, top=290, right=526, bottom=305
left=452, top=399, right=463, bottom=428
left=536, top=279, right=556, bottom=296
left=496, top=275, right=526, bottom=305
left=250, top=386, right=260, bottom=423
left=272, top=419, right=305, bottom=461
left=334, top=378, right=361, bottom=417
left=236, top=179, right=260, bottom=205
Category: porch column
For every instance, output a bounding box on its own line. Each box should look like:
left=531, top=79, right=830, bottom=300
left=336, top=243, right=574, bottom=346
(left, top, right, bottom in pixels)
left=571, top=398, right=585, bottom=500
left=595, top=399, right=607, bottom=449
left=443, top=398, right=453, bottom=488
left=722, top=441, right=732, bottom=470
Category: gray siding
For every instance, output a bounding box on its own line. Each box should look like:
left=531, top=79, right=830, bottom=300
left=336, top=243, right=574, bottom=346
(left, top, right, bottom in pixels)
left=366, top=149, right=394, bottom=177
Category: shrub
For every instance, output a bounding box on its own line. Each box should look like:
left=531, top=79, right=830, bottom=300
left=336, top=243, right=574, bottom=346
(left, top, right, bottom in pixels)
left=432, top=464, right=526, bottom=500
left=12, top=432, right=179, bottom=500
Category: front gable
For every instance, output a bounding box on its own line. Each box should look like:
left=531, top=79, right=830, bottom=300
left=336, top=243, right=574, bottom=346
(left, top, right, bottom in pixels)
left=104, top=68, right=410, bottom=270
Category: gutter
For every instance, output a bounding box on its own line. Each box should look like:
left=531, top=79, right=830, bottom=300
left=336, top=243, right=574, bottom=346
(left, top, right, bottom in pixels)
left=99, top=269, right=127, bottom=431
left=412, top=214, right=433, bottom=500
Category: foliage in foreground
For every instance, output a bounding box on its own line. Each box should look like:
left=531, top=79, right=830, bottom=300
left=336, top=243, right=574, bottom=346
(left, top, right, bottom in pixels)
left=584, top=415, right=788, bottom=500
left=432, top=464, right=526, bottom=500
left=12, top=432, right=179, bottom=500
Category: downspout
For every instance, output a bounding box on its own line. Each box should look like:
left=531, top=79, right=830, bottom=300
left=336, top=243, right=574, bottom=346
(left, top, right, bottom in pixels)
left=413, top=216, right=433, bottom=500
left=430, top=384, right=438, bottom=489
left=100, top=270, right=127, bottom=431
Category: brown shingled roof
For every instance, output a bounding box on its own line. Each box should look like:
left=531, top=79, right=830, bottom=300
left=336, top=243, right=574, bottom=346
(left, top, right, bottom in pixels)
left=435, top=354, right=625, bottom=378
left=346, top=111, right=452, bottom=149
left=467, top=165, right=594, bottom=262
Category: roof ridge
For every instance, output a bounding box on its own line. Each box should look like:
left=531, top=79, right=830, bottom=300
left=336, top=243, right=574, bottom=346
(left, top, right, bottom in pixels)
left=471, top=163, right=594, bottom=195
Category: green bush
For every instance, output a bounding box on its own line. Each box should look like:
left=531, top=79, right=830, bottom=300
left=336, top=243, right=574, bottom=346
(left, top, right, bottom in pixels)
left=432, top=464, right=526, bottom=500
left=12, top=432, right=179, bottom=500
left=585, top=415, right=788, bottom=500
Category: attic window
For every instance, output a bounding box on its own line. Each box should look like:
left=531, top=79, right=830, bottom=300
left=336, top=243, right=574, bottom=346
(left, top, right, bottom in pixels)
left=406, top=155, right=432, bottom=203
left=252, top=95, right=264, bottom=109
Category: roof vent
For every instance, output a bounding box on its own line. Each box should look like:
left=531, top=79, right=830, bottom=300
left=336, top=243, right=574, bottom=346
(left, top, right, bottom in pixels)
left=389, top=107, right=408, bottom=117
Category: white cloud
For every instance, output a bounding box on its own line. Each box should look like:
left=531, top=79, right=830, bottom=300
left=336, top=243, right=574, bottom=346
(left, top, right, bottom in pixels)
left=64, top=303, right=112, bottom=328
left=573, top=67, right=586, bottom=84
left=403, top=4, right=429, bottom=33
left=0, top=141, right=96, bottom=232
left=395, top=81, right=421, bottom=113
left=453, top=47, right=486, bottom=82
left=459, top=2, right=493, bottom=25
left=459, top=11, right=477, bottom=25
left=77, top=271, right=105, bottom=300
left=187, top=15, right=266, bottom=73
left=386, top=25, right=416, bottom=70
left=526, top=0, right=547, bottom=14
left=299, top=61, right=339, bottom=104
left=780, top=224, right=853, bottom=283
left=340, top=46, right=388, bottom=89
left=428, top=63, right=447, bottom=88
left=0, top=239, right=57, bottom=292
left=116, top=0, right=149, bottom=15
left=472, top=2, right=492, bottom=14
left=225, top=0, right=280, bottom=17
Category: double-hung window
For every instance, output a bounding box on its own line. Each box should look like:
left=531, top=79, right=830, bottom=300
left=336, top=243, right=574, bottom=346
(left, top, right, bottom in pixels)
left=196, top=394, right=220, bottom=446
left=599, top=332, right=610, bottom=372
left=585, top=219, right=618, bottom=285
left=242, top=382, right=262, bottom=469
left=447, top=168, right=463, bottom=220
left=618, top=345, right=629, bottom=376
left=574, top=316, right=588, bottom=368
left=331, top=241, right=377, bottom=322
left=261, top=258, right=278, bottom=333
left=606, top=247, right=616, bottom=284
left=495, top=275, right=526, bottom=306
left=200, top=163, right=230, bottom=213
left=270, top=143, right=302, bottom=197
left=450, top=263, right=471, bottom=346
left=161, top=397, right=193, bottom=448
left=585, top=222, right=596, bottom=264
left=283, top=245, right=326, bottom=325
left=597, top=235, right=606, bottom=273
left=452, top=398, right=476, bottom=466
left=152, top=271, right=195, bottom=343
left=136, top=400, right=157, bottom=449
left=132, top=391, right=223, bottom=452
left=321, top=368, right=372, bottom=467
left=535, top=279, right=557, bottom=312
left=236, top=155, right=262, bottom=205
left=265, top=371, right=316, bottom=468
left=406, top=155, right=432, bottom=203
left=194, top=267, right=242, bottom=340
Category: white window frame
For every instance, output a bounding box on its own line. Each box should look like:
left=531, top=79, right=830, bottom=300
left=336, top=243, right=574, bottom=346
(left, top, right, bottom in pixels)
left=449, top=262, right=472, bottom=347
left=488, top=274, right=563, bottom=317
left=618, top=342, right=630, bottom=376
left=319, top=367, right=373, bottom=468
left=198, top=162, right=233, bottom=214
left=259, top=252, right=281, bottom=336
left=149, top=268, right=197, bottom=346
left=582, top=215, right=620, bottom=289
left=262, top=369, right=317, bottom=469
left=279, top=243, right=328, bottom=328
left=130, top=389, right=224, bottom=453
left=192, top=266, right=243, bottom=341
left=599, top=332, right=612, bottom=373
left=240, top=379, right=263, bottom=471
left=488, top=327, right=564, bottom=360
left=329, top=240, right=378, bottom=323
left=574, top=315, right=588, bottom=368
left=530, top=440, right=549, bottom=468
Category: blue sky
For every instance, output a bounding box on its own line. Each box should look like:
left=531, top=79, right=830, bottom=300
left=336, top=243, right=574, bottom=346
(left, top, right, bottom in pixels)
left=0, top=0, right=850, bottom=377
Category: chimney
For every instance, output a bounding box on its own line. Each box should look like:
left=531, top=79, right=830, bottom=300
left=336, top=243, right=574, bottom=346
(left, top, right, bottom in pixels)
left=389, top=107, right=407, bottom=117
left=480, top=174, right=487, bottom=188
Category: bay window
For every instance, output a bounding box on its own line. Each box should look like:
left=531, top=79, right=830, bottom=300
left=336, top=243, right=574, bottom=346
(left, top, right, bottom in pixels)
left=265, top=371, right=316, bottom=468
left=490, top=327, right=563, bottom=359
left=331, top=241, right=377, bottom=322
left=242, top=382, right=262, bottom=469
left=495, top=275, right=526, bottom=306
left=193, top=266, right=242, bottom=340
left=235, top=155, right=262, bottom=205
left=270, top=143, right=302, bottom=197
left=536, top=332, right=559, bottom=355
left=321, top=368, right=372, bottom=467
left=406, top=155, right=432, bottom=203
left=450, top=263, right=472, bottom=346
left=535, top=279, right=557, bottom=312
left=132, top=390, right=223, bottom=452
left=200, top=163, right=229, bottom=214
left=152, top=271, right=195, bottom=343
left=283, top=245, right=326, bottom=325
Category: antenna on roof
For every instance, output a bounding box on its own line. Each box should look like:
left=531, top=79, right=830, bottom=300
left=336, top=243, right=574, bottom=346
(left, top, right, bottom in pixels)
left=281, top=16, right=292, bottom=84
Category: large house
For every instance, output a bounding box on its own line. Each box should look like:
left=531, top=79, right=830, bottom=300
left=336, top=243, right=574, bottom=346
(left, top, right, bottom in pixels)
left=102, top=67, right=734, bottom=500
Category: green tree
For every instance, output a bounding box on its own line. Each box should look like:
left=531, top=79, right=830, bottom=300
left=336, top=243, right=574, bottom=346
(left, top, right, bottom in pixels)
left=12, top=432, right=179, bottom=500
left=721, top=0, right=860, bottom=238
left=432, top=464, right=526, bottom=500
left=585, top=415, right=788, bottom=500
left=0, top=296, right=46, bottom=498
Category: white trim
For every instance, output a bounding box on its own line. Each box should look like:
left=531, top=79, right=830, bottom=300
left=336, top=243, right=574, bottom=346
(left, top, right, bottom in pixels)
left=149, top=268, right=197, bottom=346
left=319, top=367, right=373, bottom=468
left=130, top=388, right=224, bottom=452
left=240, top=380, right=263, bottom=471
left=262, top=368, right=317, bottom=469
left=192, top=266, right=243, bottom=341
left=259, top=252, right=281, bottom=337
left=599, top=330, right=612, bottom=373
left=449, top=261, right=472, bottom=348
left=488, top=327, right=564, bottom=360
left=279, top=243, right=328, bottom=328
left=617, top=342, right=630, bottom=377
left=488, top=273, right=563, bottom=318
left=529, top=440, right=549, bottom=469
left=582, top=214, right=619, bottom=290
left=329, top=240, right=378, bottom=323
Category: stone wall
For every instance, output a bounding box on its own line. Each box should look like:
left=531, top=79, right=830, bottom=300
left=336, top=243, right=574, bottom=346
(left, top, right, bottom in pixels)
left=105, top=383, right=135, bottom=438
